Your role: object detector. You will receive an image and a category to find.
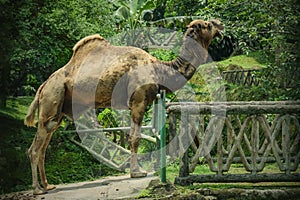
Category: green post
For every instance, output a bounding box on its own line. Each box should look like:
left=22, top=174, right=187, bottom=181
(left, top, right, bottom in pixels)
left=158, top=90, right=166, bottom=183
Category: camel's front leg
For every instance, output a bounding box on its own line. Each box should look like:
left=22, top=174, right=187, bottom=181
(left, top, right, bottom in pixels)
left=128, top=84, right=157, bottom=178
left=129, top=118, right=147, bottom=178
left=129, top=91, right=150, bottom=178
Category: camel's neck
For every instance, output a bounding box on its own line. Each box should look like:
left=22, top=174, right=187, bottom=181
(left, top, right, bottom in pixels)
left=163, top=56, right=195, bottom=80
left=163, top=36, right=209, bottom=80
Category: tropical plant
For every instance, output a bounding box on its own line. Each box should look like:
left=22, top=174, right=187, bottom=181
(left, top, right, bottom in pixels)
left=113, top=0, right=157, bottom=47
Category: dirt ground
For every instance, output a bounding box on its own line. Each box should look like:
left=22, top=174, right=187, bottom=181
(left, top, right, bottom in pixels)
left=0, top=173, right=158, bottom=200
left=1, top=173, right=300, bottom=200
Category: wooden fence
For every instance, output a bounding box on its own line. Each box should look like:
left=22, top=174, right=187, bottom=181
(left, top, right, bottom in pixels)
left=222, top=69, right=260, bottom=87
left=166, top=101, right=300, bottom=185
left=221, top=69, right=299, bottom=88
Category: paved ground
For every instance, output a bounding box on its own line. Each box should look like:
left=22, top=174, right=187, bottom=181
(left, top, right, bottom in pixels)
left=0, top=173, right=158, bottom=200
left=38, top=173, right=158, bottom=200
left=2, top=174, right=300, bottom=200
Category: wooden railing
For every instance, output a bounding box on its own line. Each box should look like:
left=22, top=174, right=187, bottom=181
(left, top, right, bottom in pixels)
left=222, top=69, right=260, bottom=87
left=166, top=101, right=300, bottom=185
left=221, top=69, right=299, bottom=88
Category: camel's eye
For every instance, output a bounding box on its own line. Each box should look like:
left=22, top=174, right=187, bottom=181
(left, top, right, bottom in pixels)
left=208, top=23, right=212, bottom=30
left=199, top=23, right=208, bottom=30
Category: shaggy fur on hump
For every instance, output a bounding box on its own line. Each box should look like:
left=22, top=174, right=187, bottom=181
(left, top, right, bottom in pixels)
left=72, top=34, right=104, bottom=53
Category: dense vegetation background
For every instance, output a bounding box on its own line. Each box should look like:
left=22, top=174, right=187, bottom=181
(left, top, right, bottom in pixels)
left=1, top=0, right=299, bottom=104
left=0, top=0, right=299, bottom=194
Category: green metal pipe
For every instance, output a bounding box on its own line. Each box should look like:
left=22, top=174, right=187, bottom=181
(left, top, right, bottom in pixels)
left=158, top=90, right=166, bottom=183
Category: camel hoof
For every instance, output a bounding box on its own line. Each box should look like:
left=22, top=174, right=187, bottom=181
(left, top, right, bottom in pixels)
left=130, top=171, right=147, bottom=178
left=33, top=188, right=47, bottom=195
left=46, top=184, right=56, bottom=191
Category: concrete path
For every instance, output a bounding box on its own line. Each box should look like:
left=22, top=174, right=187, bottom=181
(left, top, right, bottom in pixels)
left=35, top=173, right=158, bottom=200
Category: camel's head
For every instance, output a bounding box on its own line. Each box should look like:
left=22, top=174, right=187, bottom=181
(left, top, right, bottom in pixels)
left=185, top=19, right=224, bottom=48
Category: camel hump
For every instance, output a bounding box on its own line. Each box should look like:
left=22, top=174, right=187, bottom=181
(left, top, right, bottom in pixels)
left=72, top=34, right=105, bottom=53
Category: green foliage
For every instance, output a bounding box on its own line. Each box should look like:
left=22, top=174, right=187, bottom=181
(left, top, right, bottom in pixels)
left=149, top=49, right=177, bottom=61
left=0, top=97, right=36, bottom=193
left=165, top=0, right=206, bottom=17
left=195, top=0, right=300, bottom=100
left=114, top=0, right=157, bottom=46
left=226, top=83, right=290, bottom=102
left=115, top=0, right=156, bottom=26
left=98, top=108, right=120, bottom=128
left=150, top=0, right=300, bottom=101
left=45, top=130, right=121, bottom=185
left=2, top=0, right=298, bottom=102
left=137, top=189, right=152, bottom=198
left=1, top=0, right=115, bottom=99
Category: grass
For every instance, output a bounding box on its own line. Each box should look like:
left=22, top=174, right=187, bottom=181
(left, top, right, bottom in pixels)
left=190, top=181, right=300, bottom=191
left=0, top=96, right=33, bottom=120
left=149, top=161, right=300, bottom=199
left=186, top=50, right=273, bottom=102
left=151, top=48, right=269, bottom=70
left=217, top=51, right=269, bottom=70
left=162, top=162, right=300, bottom=191
left=0, top=97, right=35, bottom=194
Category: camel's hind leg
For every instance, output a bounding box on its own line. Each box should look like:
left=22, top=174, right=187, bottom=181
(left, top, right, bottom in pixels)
left=38, top=119, right=62, bottom=191
left=27, top=115, right=63, bottom=195
left=27, top=73, right=65, bottom=194
left=27, top=126, right=47, bottom=194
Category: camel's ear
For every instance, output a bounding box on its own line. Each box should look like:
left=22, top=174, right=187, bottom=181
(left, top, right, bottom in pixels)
left=187, top=23, right=201, bottom=31
left=186, top=23, right=200, bottom=37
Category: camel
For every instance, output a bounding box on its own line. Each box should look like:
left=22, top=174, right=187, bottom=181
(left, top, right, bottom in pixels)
left=24, top=19, right=224, bottom=195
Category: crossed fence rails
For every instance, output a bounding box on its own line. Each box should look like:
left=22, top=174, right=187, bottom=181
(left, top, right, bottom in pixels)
left=64, top=99, right=300, bottom=184
left=167, top=101, right=300, bottom=185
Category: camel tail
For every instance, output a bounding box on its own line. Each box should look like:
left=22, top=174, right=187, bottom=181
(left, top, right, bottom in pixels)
left=24, top=92, right=39, bottom=127
left=24, top=83, right=44, bottom=127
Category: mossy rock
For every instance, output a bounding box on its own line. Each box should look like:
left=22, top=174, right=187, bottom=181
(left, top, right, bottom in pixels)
left=146, top=179, right=176, bottom=196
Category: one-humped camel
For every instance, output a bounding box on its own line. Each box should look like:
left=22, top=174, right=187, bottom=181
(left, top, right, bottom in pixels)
left=24, top=19, right=224, bottom=194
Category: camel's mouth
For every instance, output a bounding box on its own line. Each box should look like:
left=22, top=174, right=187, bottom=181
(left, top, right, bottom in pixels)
left=209, top=19, right=224, bottom=40
left=215, top=29, right=224, bottom=40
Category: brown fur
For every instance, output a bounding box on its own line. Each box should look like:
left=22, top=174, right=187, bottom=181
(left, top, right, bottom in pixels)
left=25, top=19, right=224, bottom=195
left=72, top=34, right=104, bottom=53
